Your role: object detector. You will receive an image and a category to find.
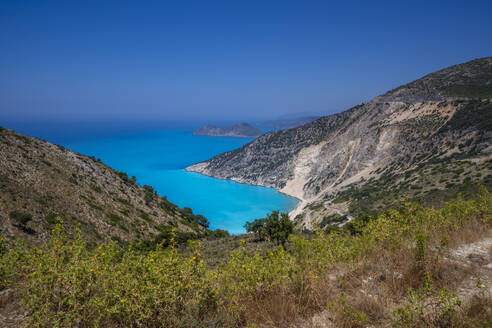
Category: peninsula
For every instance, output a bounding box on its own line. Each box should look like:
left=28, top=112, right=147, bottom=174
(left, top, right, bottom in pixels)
left=193, top=123, right=262, bottom=138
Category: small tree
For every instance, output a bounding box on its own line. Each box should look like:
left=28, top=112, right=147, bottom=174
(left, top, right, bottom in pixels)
left=195, top=214, right=210, bottom=229
left=245, top=211, right=294, bottom=246
left=244, top=218, right=267, bottom=241
left=143, top=185, right=155, bottom=205
left=264, top=211, right=294, bottom=247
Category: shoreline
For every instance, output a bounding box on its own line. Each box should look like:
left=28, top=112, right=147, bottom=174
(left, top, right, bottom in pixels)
left=183, top=167, right=306, bottom=217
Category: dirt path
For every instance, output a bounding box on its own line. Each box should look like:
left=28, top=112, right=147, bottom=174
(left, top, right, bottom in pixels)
left=331, top=207, right=355, bottom=227
left=304, top=211, right=313, bottom=230
left=447, top=236, right=492, bottom=297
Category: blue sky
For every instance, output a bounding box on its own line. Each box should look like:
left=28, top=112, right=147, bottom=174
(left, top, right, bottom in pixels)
left=1, top=0, right=492, bottom=124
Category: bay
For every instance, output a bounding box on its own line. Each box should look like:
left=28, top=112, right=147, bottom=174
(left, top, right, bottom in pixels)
left=65, top=129, right=298, bottom=234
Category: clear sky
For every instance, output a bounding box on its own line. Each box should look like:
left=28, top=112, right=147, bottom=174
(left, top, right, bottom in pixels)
left=1, top=0, right=492, bottom=125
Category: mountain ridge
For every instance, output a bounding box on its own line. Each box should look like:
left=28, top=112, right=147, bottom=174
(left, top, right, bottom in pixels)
left=186, top=57, right=492, bottom=228
left=257, top=116, right=320, bottom=130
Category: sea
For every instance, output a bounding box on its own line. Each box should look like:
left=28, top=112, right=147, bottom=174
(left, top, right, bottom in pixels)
left=7, top=121, right=298, bottom=234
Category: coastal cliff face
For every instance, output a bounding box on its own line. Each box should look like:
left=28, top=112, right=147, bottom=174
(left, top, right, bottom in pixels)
left=0, top=128, right=206, bottom=244
left=187, top=57, right=492, bottom=227
left=193, top=123, right=262, bottom=138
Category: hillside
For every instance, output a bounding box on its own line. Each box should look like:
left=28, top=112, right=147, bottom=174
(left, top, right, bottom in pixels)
left=193, top=123, right=262, bottom=138
left=0, top=127, right=209, bottom=245
left=258, top=116, right=320, bottom=130
left=187, top=57, right=492, bottom=228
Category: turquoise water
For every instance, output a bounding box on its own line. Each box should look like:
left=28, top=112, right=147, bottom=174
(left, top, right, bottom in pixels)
left=65, top=130, right=298, bottom=234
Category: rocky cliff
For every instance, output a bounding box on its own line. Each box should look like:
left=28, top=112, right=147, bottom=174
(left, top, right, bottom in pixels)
left=187, top=57, right=492, bottom=228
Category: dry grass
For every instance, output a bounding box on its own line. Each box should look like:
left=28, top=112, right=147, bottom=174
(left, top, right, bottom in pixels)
left=290, top=219, right=492, bottom=327
left=1, top=190, right=491, bottom=327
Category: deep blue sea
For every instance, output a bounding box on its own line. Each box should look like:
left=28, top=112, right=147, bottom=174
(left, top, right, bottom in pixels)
left=57, top=129, right=298, bottom=234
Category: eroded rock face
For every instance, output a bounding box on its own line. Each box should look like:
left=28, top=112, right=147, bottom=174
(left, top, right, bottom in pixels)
left=186, top=57, right=492, bottom=216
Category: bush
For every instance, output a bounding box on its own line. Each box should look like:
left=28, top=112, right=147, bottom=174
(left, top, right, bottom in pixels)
left=393, top=273, right=463, bottom=327
left=207, top=229, right=230, bottom=239
left=263, top=211, right=294, bottom=247
left=116, top=171, right=131, bottom=183
left=245, top=211, right=294, bottom=246
left=139, top=212, right=152, bottom=223
left=108, top=213, right=123, bottom=225
left=16, top=226, right=218, bottom=327
left=244, top=218, right=267, bottom=241
left=160, top=196, right=177, bottom=213
left=180, top=207, right=210, bottom=229
left=144, top=191, right=154, bottom=205
left=45, top=212, right=58, bottom=225
left=117, top=198, right=130, bottom=206
left=1, top=188, right=490, bottom=327
left=9, top=211, right=32, bottom=226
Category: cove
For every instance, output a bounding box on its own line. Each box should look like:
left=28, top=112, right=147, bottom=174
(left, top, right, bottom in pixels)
left=64, top=129, right=298, bottom=234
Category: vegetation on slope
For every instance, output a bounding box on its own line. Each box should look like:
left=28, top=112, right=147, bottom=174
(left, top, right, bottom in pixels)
left=1, top=188, right=491, bottom=327
left=0, top=127, right=211, bottom=245
left=385, top=56, right=492, bottom=102
left=326, top=160, right=492, bottom=219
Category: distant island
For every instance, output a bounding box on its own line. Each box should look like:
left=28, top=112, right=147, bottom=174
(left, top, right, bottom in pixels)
left=193, top=123, right=262, bottom=138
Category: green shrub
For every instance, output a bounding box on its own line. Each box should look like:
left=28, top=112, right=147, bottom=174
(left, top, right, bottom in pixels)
left=116, top=171, right=130, bottom=182
left=9, top=211, right=32, bottom=225
left=16, top=225, right=218, bottom=327
left=139, top=212, right=152, bottom=223
left=244, top=218, right=267, bottom=241
left=393, top=273, right=462, bottom=327
left=117, top=198, right=130, bottom=206
left=45, top=212, right=58, bottom=225
left=108, top=213, right=123, bottom=225
left=263, top=211, right=294, bottom=247
left=0, top=188, right=490, bottom=327
left=180, top=207, right=210, bottom=229
left=160, top=196, right=177, bottom=214
left=414, top=230, right=429, bottom=262
left=245, top=211, right=294, bottom=246
left=120, top=209, right=129, bottom=217
left=206, top=229, right=230, bottom=239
